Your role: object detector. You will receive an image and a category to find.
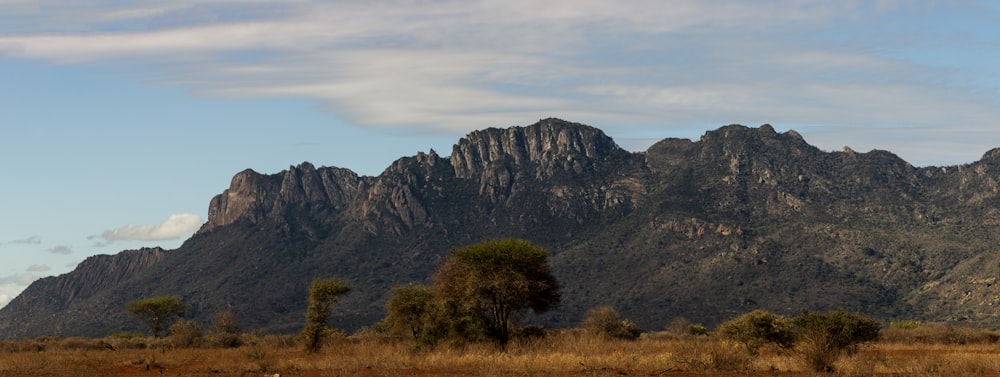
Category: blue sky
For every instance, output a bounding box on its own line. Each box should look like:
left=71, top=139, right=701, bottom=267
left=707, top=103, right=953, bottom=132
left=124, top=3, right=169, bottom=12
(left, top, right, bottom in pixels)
left=2, top=1, right=1000, bottom=307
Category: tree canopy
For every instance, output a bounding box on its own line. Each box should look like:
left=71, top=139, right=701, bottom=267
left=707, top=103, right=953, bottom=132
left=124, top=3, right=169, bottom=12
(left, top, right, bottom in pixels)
left=124, top=295, right=188, bottom=338
left=433, top=238, right=560, bottom=346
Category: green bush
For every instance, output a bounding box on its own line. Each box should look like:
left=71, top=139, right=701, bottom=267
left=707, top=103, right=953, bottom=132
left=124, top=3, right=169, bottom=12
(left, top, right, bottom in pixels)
left=716, top=310, right=795, bottom=354
left=687, top=323, right=709, bottom=336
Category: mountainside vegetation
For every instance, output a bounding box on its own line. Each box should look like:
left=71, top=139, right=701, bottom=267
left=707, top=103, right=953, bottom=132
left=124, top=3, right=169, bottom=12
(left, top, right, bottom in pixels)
left=3, top=118, right=1000, bottom=339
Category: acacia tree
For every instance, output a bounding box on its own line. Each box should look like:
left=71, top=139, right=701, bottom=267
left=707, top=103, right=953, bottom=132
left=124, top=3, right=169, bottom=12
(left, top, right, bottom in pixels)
left=301, top=277, right=351, bottom=352
left=124, top=295, right=188, bottom=338
left=433, top=238, right=560, bottom=347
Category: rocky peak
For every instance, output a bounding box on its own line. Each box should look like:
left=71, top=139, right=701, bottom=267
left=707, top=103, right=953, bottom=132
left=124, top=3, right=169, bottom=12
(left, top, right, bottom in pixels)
left=202, top=163, right=368, bottom=232
left=450, top=118, right=627, bottom=180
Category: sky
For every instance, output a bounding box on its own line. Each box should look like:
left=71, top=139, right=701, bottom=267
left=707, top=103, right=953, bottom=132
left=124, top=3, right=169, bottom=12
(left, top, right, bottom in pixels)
left=2, top=0, right=1000, bottom=308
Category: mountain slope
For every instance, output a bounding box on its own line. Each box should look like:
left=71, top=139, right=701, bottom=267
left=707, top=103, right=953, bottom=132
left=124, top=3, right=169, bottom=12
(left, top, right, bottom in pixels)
left=2, top=118, right=999, bottom=338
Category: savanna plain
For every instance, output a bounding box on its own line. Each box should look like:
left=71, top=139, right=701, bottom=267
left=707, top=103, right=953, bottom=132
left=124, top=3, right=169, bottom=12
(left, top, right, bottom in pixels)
left=2, top=323, right=999, bottom=377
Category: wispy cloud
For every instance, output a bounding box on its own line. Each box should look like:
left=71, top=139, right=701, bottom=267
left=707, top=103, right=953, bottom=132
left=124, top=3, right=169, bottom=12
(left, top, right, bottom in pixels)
left=7, top=235, right=41, bottom=245
left=1, top=1, right=998, bottom=164
left=26, top=264, right=50, bottom=272
left=101, top=213, right=203, bottom=242
left=46, top=245, right=73, bottom=255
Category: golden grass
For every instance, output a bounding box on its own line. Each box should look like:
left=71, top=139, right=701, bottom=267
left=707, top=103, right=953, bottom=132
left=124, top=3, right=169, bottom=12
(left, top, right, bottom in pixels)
left=2, top=330, right=1000, bottom=376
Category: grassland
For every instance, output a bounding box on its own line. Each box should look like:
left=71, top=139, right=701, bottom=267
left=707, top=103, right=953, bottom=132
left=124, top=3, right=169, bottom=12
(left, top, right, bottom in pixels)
left=1, top=324, right=999, bottom=377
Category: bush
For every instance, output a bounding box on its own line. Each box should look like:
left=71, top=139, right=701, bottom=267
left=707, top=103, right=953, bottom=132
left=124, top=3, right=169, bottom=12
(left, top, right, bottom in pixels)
left=687, top=323, right=709, bottom=336
left=203, top=311, right=242, bottom=348
left=167, top=319, right=203, bottom=348
left=580, top=306, right=641, bottom=340
left=794, top=309, right=880, bottom=372
left=716, top=310, right=795, bottom=354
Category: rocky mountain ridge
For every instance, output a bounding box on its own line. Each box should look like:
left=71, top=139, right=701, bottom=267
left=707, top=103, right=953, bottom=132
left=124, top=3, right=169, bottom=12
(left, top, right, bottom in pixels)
left=2, top=118, right=999, bottom=338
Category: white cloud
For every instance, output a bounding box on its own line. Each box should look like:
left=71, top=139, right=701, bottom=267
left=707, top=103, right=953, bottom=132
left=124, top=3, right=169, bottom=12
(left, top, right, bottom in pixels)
left=102, top=213, right=203, bottom=242
left=0, top=1, right=998, bottom=165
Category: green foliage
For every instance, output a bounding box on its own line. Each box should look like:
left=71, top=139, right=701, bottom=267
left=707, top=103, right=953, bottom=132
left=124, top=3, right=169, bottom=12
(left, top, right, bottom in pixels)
left=301, top=277, right=351, bottom=352
left=687, top=323, right=709, bottom=336
left=793, top=309, right=881, bottom=372
left=433, top=238, right=561, bottom=347
left=380, top=285, right=436, bottom=341
left=124, top=296, right=188, bottom=338
left=580, top=306, right=641, bottom=340
left=716, top=310, right=795, bottom=354
left=419, top=297, right=487, bottom=346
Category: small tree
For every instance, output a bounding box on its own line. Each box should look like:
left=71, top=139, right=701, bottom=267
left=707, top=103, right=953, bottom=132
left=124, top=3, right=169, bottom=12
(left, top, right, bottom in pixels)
left=433, top=238, right=560, bottom=347
left=794, top=309, right=880, bottom=372
left=380, top=285, right=436, bottom=341
left=301, top=277, right=351, bottom=352
left=124, top=296, right=188, bottom=338
left=716, top=309, right=796, bottom=354
left=580, top=305, right=641, bottom=340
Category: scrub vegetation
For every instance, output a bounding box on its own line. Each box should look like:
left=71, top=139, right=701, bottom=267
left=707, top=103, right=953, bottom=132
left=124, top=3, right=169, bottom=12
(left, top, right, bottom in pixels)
left=5, top=239, right=999, bottom=376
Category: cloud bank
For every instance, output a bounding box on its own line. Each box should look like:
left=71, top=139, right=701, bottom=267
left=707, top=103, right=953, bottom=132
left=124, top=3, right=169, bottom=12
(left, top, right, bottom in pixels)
left=1, top=1, right=999, bottom=165
left=102, top=213, right=203, bottom=242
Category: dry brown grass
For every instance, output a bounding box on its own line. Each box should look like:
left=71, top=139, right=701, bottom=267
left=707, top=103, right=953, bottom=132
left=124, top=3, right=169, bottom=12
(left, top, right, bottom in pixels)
left=2, top=329, right=1000, bottom=377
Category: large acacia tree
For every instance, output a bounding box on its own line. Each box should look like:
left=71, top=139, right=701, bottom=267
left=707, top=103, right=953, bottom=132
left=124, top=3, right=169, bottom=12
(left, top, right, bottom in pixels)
left=433, top=238, right=560, bottom=346
left=124, top=295, right=188, bottom=338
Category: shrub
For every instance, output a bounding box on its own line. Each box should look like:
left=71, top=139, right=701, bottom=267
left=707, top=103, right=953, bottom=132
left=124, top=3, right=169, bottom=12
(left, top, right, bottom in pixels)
left=203, top=311, right=242, bottom=348
left=794, top=309, right=880, bottom=372
left=167, top=319, right=203, bottom=348
left=716, top=310, right=795, bottom=354
left=580, top=306, right=642, bottom=340
left=687, top=323, right=709, bottom=336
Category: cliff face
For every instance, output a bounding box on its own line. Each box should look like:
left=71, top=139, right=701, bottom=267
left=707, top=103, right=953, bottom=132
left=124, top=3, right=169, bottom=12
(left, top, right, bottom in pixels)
left=5, top=118, right=1000, bottom=338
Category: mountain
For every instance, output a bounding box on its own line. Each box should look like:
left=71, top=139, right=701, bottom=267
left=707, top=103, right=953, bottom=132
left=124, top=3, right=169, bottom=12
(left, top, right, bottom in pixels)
left=3, top=118, right=1000, bottom=338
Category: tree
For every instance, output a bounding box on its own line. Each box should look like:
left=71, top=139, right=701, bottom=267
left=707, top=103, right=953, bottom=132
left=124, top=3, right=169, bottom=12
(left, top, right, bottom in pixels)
left=793, top=309, right=881, bottom=372
left=124, top=296, right=188, bottom=338
left=380, top=285, right=436, bottom=341
left=433, top=238, right=560, bottom=347
left=716, top=309, right=796, bottom=354
left=301, top=277, right=351, bottom=352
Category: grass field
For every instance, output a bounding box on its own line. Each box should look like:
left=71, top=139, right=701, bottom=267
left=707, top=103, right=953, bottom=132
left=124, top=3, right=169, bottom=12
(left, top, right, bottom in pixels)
left=1, top=325, right=999, bottom=376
